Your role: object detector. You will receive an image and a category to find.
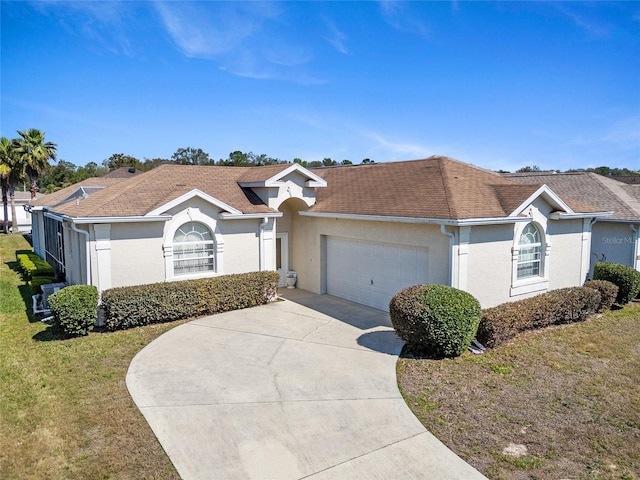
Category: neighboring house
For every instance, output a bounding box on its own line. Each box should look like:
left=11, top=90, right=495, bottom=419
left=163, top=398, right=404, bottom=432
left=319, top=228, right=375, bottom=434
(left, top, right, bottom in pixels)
left=506, top=172, right=640, bottom=273
left=28, top=157, right=611, bottom=310
left=3, top=191, right=41, bottom=232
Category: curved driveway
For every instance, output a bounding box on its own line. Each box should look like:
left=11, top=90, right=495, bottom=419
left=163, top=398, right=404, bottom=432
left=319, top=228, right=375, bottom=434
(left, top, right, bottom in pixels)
left=126, top=290, right=486, bottom=480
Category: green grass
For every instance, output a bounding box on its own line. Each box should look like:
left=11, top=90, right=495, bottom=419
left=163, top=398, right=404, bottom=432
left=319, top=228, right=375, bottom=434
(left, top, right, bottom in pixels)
left=398, top=298, right=640, bottom=480
left=0, top=234, right=181, bottom=479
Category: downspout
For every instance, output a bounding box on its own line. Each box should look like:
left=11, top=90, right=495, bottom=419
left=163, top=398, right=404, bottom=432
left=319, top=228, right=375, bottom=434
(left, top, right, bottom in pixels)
left=440, top=224, right=456, bottom=287
left=258, top=217, right=268, bottom=271
left=69, top=220, right=91, bottom=286
left=631, top=224, right=639, bottom=271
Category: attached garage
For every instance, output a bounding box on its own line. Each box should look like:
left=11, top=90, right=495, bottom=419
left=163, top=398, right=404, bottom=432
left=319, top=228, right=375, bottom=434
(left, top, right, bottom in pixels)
left=326, top=236, right=429, bottom=311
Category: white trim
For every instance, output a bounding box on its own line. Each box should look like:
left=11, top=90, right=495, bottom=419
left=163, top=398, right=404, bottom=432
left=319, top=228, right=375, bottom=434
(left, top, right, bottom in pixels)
left=510, top=221, right=550, bottom=298
left=299, top=211, right=531, bottom=226
left=549, top=211, right=613, bottom=220
left=147, top=189, right=242, bottom=216
left=509, top=185, right=574, bottom=217
left=219, top=212, right=282, bottom=220
left=238, top=164, right=327, bottom=188
left=70, top=216, right=171, bottom=224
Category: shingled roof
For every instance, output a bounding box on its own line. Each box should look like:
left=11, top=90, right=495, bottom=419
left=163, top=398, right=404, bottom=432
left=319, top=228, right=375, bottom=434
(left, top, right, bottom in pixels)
left=506, top=171, right=640, bottom=221
left=310, top=156, right=602, bottom=220
left=32, top=165, right=277, bottom=217
left=30, top=157, right=608, bottom=221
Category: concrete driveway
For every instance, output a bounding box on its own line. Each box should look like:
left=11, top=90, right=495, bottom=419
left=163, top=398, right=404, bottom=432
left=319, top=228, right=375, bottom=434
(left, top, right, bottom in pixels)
left=126, top=289, right=486, bottom=480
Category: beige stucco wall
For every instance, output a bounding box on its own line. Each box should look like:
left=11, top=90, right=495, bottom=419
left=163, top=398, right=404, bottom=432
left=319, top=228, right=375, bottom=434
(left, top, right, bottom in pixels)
left=290, top=215, right=450, bottom=294
left=547, top=218, right=588, bottom=289
left=217, top=219, right=261, bottom=274
left=465, top=224, right=515, bottom=308
left=109, top=222, right=166, bottom=288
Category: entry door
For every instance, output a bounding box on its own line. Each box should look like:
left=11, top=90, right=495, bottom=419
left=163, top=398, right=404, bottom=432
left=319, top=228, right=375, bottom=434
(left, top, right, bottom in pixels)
left=276, top=233, right=289, bottom=287
left=326, top=237, right=429, bottom=311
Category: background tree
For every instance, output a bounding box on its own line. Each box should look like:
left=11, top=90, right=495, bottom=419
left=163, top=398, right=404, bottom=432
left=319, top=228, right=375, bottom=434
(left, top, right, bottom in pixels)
left=516, top=165, right=541, bottom=173
left=361, top=158, right=374, bottom=164
left=103, top=153, right=142, bottom=172
left=0, top=137, right=20, bottom=233
left=12, top=129, right=57, bottom=198
left=171, top=147, right=212, bottom=165
left=340, top=159, right=353, bottom=165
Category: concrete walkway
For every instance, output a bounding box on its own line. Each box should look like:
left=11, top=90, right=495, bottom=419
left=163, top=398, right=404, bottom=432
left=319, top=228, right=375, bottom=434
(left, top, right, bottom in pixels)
left=126, top=290, right=487, bottom=480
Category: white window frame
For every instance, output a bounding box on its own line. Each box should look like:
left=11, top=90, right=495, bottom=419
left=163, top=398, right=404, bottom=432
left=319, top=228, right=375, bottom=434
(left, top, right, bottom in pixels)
left=163, top=208, right=224, bottom=281
left=172, top=222, right=216, bottom=276
left=511, top=221, right=549, bottom=296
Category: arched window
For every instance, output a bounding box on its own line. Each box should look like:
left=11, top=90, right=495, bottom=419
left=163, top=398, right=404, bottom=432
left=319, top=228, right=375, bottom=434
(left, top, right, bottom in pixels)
left=172, top=222, right=215, bottom=275
left=517, top=223, right=542, bottom=279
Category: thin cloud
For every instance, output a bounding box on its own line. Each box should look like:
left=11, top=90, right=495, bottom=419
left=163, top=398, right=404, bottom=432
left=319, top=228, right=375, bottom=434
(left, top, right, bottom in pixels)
left=154, top=2, right=324, bottom=83
left=378, top=1, right=430, bottom=39
left=323, top=18, right=349, bottom=55
left=552, top=4, right=611, bottom=37
left=27, top=1, right=136, bottom=56
left=360, top=130, right=435, bottom=160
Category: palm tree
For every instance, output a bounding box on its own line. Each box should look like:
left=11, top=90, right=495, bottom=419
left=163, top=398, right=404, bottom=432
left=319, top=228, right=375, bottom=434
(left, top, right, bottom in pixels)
left=13, top=129, right=57, bottom=199
left=0, top=137, right=21, bottom=234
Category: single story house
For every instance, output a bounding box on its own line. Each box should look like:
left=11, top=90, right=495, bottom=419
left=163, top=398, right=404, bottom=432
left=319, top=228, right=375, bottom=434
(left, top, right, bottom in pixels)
left=506, top=172, right=640, bottom=273
left=27, top=156, right=611, bottom=310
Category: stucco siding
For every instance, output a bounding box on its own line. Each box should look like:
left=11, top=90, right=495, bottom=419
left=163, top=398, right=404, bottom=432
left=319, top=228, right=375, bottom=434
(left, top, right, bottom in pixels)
left=110, top=222, right=166, bottom=288
left=591, top=222, right=637, bottom=270
left=218, top=220, right=261, bottom=274
left=547, top=219, right=587, bottom=289
left=291, top=215, right=449, bottom=295
left=465, top=224, right=514, bottom=308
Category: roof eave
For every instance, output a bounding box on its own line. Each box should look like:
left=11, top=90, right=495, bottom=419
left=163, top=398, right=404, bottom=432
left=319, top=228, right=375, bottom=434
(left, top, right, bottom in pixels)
left=549, top=211, right=613, bottom=220
left=299, top=211, right=530, bottom=226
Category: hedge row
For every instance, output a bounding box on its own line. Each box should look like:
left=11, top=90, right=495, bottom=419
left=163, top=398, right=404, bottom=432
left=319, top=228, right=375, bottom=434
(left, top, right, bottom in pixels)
left=477, top=286, right=601, bottom=348
left=101, top=271, right=280, bottom=331
left=16, top=250, right=55, bottom=293
left=583, top=279, right=619, bottom=312
left=593, top=262, right=640, bottom=305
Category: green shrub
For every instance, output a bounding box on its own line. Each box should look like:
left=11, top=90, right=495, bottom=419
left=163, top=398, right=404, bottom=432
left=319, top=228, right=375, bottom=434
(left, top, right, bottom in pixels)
left=16, top=251, right=55, bottom=279
left=477, top=286, right=601, bottom=348
left=593, top=262, right=640, bottom=305
left=48, top=285, right=99, bottom=337
left=583, top=279, right=619, bottom=311
left=389, top=284, right=481, bottom=358
left=101, top=271, right=280, bottom=331
left=29, top=275, right=56, bottom=294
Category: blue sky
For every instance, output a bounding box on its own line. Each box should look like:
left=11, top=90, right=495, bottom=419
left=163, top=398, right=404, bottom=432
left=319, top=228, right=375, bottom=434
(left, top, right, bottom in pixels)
left=2, top=1, right=639, bottom=172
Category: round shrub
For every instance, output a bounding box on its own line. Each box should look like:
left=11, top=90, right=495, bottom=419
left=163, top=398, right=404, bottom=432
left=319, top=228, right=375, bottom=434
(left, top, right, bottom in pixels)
left=389, top=284, right=481, bottom=358
left=48, top=285, right=99, bottom=337
left=593, top=262, right=640, bottom=305
left=583, top=279, right=619, bottom=312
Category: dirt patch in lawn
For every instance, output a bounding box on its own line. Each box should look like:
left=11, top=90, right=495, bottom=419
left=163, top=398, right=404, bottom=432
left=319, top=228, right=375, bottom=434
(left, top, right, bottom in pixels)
left=397, top=304, right=640, bottom=480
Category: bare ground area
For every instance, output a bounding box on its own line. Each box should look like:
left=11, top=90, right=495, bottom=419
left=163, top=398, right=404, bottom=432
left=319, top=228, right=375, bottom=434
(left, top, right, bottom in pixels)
left=397, top=303, right=640, bottom=480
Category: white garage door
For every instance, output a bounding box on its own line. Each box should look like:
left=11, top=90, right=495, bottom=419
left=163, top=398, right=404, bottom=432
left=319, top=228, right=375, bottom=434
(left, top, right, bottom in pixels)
left=326, top=237, right=429, bottom=311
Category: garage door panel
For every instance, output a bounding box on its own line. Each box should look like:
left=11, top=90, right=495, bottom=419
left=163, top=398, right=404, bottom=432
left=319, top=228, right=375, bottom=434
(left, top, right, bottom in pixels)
left=327, top=237, right=429, bottom=311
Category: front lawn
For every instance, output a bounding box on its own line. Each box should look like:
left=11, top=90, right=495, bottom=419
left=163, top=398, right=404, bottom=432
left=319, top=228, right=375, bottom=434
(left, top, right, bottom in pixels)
left=0, top=234, right=181, bottom=479
left=397, top=301, right=640, bottom=479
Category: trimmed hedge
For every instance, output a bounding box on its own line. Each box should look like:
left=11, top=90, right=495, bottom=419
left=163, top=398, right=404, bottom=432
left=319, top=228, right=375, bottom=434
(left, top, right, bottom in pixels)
left=101, top=271, right=280, bottom=331
left=477, top=286, right=601, bottom=348
left=16, top=251, right=55, bottom=279
left=389, top=284, right=481, bottom=358
left=592, top=262, right=640, bottom=305
left=48, top=285, right=99, bottom=337
left=583, top=279, right=619, bottom=312
left=29, top=275, right=56, bottom=294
